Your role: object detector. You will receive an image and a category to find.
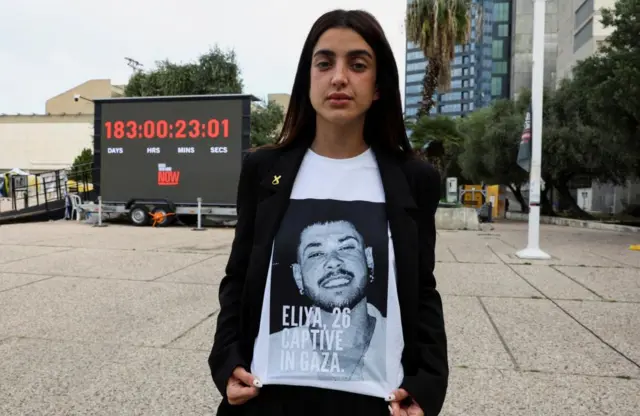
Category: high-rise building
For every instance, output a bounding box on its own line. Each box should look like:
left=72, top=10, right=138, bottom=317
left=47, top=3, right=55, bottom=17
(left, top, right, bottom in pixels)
left=510, top=0, right=559, bottom=99
left=556, top=0, right=615, bottom=84
left=404, top=0, right=513, bottom=119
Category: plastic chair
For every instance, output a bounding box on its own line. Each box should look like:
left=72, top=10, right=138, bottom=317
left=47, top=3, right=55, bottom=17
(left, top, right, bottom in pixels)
left=69, top=194, right=83, bottom=221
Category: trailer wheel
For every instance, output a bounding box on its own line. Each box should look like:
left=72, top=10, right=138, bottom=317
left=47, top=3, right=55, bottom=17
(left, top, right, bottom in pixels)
left=150, top=206, right=175, bottom=227
left=129, top=205, right=149, bottom=226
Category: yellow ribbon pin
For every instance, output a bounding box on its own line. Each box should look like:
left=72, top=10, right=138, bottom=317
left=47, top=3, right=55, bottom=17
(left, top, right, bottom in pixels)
left=272, top=175, right=281, bottom=185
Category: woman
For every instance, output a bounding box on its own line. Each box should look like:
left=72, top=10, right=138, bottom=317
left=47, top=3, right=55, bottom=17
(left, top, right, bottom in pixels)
left=209, top=9, right=449, bottom=416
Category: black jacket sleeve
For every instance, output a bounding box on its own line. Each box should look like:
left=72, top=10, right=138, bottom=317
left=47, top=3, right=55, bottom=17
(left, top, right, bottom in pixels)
left=208, top=150, right=259, bottom=397
left=400, top=161, right=449, bottom=415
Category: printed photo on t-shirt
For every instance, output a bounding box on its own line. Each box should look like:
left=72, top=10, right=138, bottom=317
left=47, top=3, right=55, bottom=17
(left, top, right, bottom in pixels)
left=266, top=198, right=389, bottom=383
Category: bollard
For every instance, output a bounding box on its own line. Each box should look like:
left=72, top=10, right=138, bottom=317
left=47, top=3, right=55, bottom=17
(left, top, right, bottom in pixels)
left=93, top=196, right=108, bottom=227
left=192, top=197, right=206, bottom=231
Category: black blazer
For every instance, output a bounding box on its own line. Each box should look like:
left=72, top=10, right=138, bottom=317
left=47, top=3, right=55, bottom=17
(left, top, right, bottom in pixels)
left=209, top=138, right=449, bottom=415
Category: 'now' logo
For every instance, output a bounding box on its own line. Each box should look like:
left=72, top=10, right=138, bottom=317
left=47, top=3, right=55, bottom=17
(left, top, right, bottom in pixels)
left=157, top=163, right=180, bottom=186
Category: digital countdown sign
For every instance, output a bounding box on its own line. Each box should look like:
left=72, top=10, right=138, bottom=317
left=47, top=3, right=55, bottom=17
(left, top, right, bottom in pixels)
left=103, top=118, right=230, bottom=140
left=93, top=95, right=254, bottom=206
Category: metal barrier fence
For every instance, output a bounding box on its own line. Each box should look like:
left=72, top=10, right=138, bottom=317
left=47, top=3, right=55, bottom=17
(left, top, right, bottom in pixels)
left=0, top=163, right=94, bottom=214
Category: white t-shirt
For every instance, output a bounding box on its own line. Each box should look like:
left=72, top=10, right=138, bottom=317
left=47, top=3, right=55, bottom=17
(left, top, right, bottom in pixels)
left=250, top=147, right=405, bottom=399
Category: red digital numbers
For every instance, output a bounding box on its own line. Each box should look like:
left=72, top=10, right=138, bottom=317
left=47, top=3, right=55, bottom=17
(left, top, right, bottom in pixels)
left=104, top=119, right=230, bottom=140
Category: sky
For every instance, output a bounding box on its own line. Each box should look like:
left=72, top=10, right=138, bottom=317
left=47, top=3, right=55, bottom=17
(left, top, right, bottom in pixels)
left=0, top=0, right=408, bottom=114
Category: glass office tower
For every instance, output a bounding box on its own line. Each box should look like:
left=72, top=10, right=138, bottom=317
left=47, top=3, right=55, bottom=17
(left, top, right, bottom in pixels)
left=404, top=0, right=512, bottom=119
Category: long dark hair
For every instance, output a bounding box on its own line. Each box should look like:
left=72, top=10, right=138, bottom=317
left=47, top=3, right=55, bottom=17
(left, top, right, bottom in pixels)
left=268, top=9, right=414, bottom=157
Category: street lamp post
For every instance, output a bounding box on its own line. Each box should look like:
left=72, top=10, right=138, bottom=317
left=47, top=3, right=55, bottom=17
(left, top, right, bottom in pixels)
left=516, top=0, right=551, bottom=260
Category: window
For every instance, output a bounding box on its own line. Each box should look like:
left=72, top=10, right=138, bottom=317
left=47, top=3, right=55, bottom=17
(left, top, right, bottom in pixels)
left=498, top=24, right=509, bottom=37
left=462, top=103, right=475, bottom=112
left=492, top=40, right=504, bottom=58
left=493, top=2, right=510, bottom=22
left=574, top=0, right=594, bottom=29
left=406, top=73, right=423, bottom=83
left=491, top=77, right=502, bottom=96
left=462, top=78, right=475, bottom=87
left=406, top=95, right=422, bottom=105
left=492, top=61, right=508, bottom=74
left=441, top=92, right=462, bottom=102
left=406, top=107, right=418, bottom=117
left=406, top=84, right=423, bottom=94
left=574, top=18, right=593, bottom=52
left=406, top=50, right=424, bottom=60
left=439, top=104, right=462, bottom=113
left=407, top=61, right=427, bottom=71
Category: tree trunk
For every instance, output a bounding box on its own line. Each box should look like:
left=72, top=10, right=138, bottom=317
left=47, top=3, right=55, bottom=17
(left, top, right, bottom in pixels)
left=540, top=175, right=555, bottom=216
left=555, top=180, right=595, bottom=219
left=540, top=185, right=555, bottom=216
left=507, top=184, right=528, bottom=213
left=417, top=60, right=440, bottom=118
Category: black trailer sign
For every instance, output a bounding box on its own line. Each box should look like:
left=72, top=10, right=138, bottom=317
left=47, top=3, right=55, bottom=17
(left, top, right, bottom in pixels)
left=92, top=94, right=256, bottom=206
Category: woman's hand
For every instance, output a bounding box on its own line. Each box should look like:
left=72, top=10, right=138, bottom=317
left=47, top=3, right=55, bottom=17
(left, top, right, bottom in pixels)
left=388, top=388, right=423, bottom=416
left=226, top=367, right=262, bottom=405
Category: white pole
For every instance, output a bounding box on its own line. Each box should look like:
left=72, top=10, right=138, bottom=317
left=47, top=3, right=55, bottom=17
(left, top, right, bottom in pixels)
left=197, top=197, right=202, bottom=229
left=192, top=197, right=205, bottom=231
left=93, top=195, right=108, bottom=227
left=516, top=0, right=550, bottom=260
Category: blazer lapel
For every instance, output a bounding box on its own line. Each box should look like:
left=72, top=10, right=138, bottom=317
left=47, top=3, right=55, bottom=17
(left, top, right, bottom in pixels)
left=246, top=142, right=310, bottom=335
left=254, top=143, right=310, bottom=245
left=372, top=147, right=420, bottom=346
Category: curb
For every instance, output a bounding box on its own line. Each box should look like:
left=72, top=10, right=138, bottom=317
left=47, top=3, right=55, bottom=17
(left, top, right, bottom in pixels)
left=506, top=212, right=640, bottom=233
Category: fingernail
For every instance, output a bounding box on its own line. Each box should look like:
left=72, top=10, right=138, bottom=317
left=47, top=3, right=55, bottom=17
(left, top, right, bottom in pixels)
left=253, top=379, right=263, bottom=388
left=386, top=394, right=395, bottom=402
left=388, top=404, right=393, bottom=415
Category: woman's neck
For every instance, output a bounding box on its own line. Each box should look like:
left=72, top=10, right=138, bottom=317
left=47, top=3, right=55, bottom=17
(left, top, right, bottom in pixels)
left=311, top=117, right=368, bottom=159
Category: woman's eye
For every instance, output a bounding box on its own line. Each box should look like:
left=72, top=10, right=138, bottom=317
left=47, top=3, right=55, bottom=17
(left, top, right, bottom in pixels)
left=316, top=61, right=331, bottom=69
left=352, top=62, right=367, bottom=71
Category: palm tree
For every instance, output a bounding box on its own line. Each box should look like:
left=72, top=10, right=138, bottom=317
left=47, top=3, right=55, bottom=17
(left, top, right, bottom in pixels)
left=406, top=0, right=481, bottom=117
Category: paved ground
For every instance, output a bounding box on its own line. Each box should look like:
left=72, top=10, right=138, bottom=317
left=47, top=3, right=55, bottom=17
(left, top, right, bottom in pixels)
left=0, top=220, right=638, bottom=415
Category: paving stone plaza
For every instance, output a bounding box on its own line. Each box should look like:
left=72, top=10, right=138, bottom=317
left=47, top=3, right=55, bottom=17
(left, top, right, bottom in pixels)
left=0, top=221, right=638, bottom=415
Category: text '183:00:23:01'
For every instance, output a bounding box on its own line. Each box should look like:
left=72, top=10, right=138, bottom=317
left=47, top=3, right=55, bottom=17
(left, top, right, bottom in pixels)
left=104, top=118, right=230, bottom=140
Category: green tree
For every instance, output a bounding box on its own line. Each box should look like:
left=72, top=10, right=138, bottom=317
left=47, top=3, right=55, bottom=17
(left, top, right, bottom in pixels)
left=566, top=0, right=640, bottom=176
left=541, top=78, right=633, bottom=218
left=124, top=47, right=243, bottom=96
left=124, top=47, right=286, bottom=147
left=405, top=0, right=481, bottom=117
left=458, top=99, right=531, bottom=212
left=407, top=115, right=465, bottom=195
left=69, top=147, right=93, bottom=182
left=250, top=100, right=285, bottom=147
